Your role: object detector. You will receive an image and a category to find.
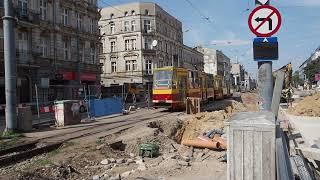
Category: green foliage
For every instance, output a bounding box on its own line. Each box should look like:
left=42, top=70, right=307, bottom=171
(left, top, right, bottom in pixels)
left=0, top=132, right=24, bottom=150
left=304, top=57, right=320, bottom=83
left=1, top=131, right=24, bottom=140
left=292, top=71, right=303, bottom=87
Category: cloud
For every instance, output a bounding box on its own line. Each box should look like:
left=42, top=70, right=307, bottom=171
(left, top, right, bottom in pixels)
left=209, top=39, right=251, bottom=46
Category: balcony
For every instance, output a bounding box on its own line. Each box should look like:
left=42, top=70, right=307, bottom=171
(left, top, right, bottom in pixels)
left=15, top=8, right=40, bottom=25
left=142, top=49, right=156, bottom=55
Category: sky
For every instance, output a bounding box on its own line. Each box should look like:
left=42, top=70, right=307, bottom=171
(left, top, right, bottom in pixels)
left=99, top=0, right=320, bottom=77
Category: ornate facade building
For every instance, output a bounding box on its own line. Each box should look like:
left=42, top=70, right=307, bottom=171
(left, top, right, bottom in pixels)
left=0, top=0, right=101, bottom=105
left=99, top=2, right=203, bottom=87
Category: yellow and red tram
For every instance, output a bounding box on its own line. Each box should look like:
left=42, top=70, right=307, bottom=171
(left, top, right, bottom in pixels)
left=152, top=67, right=226, bottom=109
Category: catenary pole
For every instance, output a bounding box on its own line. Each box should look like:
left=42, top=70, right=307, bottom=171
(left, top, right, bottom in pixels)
left=3, top=0, right=17, bottom=133
left=255, top=0, right=273, bottom=111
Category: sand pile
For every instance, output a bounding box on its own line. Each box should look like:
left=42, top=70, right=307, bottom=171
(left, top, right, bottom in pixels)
left=288, top=92, right=320, bottom=117
left=179, top=100, right=247, bottom=143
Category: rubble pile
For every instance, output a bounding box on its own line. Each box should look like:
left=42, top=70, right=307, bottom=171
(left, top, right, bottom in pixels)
left=289, top=92, right=320, bottom=117
left=180, top=100, right=247, bottom=142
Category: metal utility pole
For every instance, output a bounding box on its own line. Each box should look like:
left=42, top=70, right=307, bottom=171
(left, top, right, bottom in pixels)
left=255, top=0, right=273, bottom=111
left=3, top=0, right=17, bottom=132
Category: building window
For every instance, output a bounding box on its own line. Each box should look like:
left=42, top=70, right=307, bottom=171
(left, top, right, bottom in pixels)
left=125, top=60, right=137, bottom=72
left=145, top=9, right=149, bottom=15
left=61, top=8, right=68, bottom=26
left=62, top=39, right=69, bottom=60
left=125, top=60, right=131, bottom=71
left=39, top=0, right=47, bottom=21
left=111, top=62, right=117, bottom=73
left=131, top=39, right=136, bottom=50
left=110, top=22, right=115, bottom=34
left=131, top=20, right=136, bottom=31
left=110, top=41, right=116, bottom=52
left=76, top=12, right=82, bottom=30
left=90, top=43, right=96, bottom=64
left=90, top=19, right=95, bottom=33
left=131, top=10, right=135, bottom=16
left=132, top=60, right=137, bottom=71
left=144, top=20, right=151, bottom=33
left=40, top=37, right=48, bottom=57
left=110, top=13, right=114, bottom=19
left=125, top=39, right=130, bottom=51
left=144, top=38, right=152, bottom=50
left=165, top=43, right=168, bottom=53
left=124, top=11, right=128, bottom=16
left=18, top=32, right=28, bottom=55
left=124, top=21, right=129, bottom=32
left=79, top=42, right=84, bottom=62
left=18, top=0, right=28, bottom=16
left=145, top=60, right=152, bottom=74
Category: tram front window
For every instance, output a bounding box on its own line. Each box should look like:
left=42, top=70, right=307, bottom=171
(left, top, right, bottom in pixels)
left=153, top=70, right=174, bottom=89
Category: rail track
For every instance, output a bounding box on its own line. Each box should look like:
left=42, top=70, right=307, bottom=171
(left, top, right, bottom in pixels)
left=0, top=109, right=173, bottom=167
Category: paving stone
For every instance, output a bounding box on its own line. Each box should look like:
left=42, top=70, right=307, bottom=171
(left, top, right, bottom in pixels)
left=100, top=159, right=111, bottom=165
left=126, top=159, right=134, bottom=164
left=121, top=171, right=132, bottom=178
left=109, top=174, right=120, bottom=180
left=116, top=158, right=125, bottom=164
left=137, top=164, right=147, bottom=171
left=178, top=161, right=190, bottom=167
left=96, top=144, right=106, bottom=150
left=109, top=158, right=116, bottom=163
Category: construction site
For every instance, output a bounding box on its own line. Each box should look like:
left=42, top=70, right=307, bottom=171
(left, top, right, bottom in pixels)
left=0, top=93, right=258, bottom=180
left=1, top=0, right=320, bottom=179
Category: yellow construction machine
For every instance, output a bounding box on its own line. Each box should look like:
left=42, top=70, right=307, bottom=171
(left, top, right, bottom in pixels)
left=273, top=63, right=293, bottom=103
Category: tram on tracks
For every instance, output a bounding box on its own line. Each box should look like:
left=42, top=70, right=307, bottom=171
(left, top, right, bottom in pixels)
left=152, top=66, right=229, bottom=109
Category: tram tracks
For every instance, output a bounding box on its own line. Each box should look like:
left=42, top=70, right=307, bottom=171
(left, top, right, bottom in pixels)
left=0, top=109, right=171, bottom=167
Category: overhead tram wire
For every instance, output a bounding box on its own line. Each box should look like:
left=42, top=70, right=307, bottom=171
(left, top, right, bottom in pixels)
left=183, top=0, right=213, bottom=23
left=99, top=0, right=125, bottom=13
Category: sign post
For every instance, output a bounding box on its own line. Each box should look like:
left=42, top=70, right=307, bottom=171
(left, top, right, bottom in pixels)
left=249, top=1, right=282, bottom=111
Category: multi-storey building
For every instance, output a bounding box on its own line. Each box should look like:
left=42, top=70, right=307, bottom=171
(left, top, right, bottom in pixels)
left=231, top=63, right=245, bottom=90
left=298, top=46, right=320, bottom=83
left=0, top=0, right=101, bottom=105
left=99, top=2, right=203, bottom=87
left=195, top=46, right=231, bottom=94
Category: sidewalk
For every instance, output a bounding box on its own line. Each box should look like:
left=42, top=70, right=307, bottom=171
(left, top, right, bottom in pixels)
left=286, top=114, right=320, bottom=148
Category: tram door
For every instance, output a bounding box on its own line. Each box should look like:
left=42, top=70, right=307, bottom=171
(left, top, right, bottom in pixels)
left=179, top=76, right=187, bottom=105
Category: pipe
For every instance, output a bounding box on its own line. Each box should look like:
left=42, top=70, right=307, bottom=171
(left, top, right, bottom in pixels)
left=182, top=139, right=221, bottom=150
left=197, top=135, right=227, bottom=150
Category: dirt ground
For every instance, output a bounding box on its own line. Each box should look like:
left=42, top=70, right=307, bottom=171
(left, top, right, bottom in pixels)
left=288, top=92, right=320, bottom=117
left=0, top=93, right=259, bottom=180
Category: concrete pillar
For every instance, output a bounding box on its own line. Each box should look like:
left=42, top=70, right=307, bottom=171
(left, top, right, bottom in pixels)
left=226, top=112, right=276, bottom=180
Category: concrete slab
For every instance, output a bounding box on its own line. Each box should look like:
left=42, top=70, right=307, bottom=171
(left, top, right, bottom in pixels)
left=286, top=114, right=320, bottom=148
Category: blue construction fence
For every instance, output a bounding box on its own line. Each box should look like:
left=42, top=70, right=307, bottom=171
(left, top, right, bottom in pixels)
left=89, top=97, right=123, bottom=118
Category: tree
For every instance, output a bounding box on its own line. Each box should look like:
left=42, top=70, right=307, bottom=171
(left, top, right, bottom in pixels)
left=304, top=57, right=320, bottom=84
left=292, top=71, right=303, bottom=87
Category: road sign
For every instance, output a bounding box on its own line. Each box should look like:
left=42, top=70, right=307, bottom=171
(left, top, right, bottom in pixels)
left=253, top=37, right=278, bottom=61
left=315, top=74, right=320, bottom=81
left=248, top=5, right=282, bottom=37
left=255, top=0, right=270, bottom=5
